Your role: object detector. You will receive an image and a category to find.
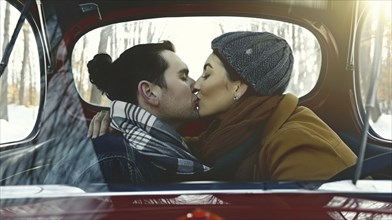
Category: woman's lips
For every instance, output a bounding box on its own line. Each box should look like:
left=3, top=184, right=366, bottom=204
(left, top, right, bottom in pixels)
left=195, top=100, right=200, bottom=111
left=193, top=96, right=200, bottom=111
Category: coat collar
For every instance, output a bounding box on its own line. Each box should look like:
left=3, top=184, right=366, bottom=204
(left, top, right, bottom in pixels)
left=261, top=93, right=298, bottom=142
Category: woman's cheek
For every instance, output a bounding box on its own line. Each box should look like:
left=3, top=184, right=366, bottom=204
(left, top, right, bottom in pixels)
left=198, top=92, right=211, bottom=117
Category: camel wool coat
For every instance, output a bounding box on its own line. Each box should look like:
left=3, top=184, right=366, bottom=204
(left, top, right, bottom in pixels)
left=234, top=94, right=357, bottom=181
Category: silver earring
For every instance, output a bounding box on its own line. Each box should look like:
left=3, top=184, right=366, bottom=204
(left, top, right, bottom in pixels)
left=233, top=96, right=239, bottom=101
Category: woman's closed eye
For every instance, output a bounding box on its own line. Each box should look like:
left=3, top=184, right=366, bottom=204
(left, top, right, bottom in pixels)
left=201, top=73, right=210, bottom=79
left=202, top=63, right=213, bottom=80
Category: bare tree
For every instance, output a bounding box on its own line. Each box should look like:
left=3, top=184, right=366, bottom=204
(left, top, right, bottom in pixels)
left=124, top=22, right=131, bottom=49
left=218, top=23, right=225, bottom=34
left=89, top=26, right=112, bottom=104
left=18, top=24, right=29, bottom=105
left=146, top=22, right=156, bottom=42
left=250, top=22, right=258, bottom=32
left=0, top=3, right=10, bottom=121
left=28, top=60, right=34, bottom=106
left=77, top=37, right=87, bottom=96
left=131, top=21, right=144, bottom=45
left=132, top=21, right=138, bottom=45
left=98, top=26, right=112, bottom=53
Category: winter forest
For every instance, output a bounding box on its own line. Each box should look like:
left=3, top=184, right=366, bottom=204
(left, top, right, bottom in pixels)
left=1, top=1, right=391, bottom=142
left=72, top=17, right=323, bottom=106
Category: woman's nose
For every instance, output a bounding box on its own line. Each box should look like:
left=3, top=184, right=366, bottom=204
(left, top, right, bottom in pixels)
left=192, top=78, right=201, bottom=93
left=189, top=77, right=197, bottom=92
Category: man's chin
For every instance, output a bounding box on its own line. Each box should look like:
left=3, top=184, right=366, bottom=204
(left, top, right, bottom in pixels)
left=188, top=110, right=200, bottom=121
left=195, top=110, right=201, bottom=119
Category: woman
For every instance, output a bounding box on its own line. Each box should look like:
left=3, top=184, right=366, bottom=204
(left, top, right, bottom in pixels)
left=186, top=31, right=357, bottom=181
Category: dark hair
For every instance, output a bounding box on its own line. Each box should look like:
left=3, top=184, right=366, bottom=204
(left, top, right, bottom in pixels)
left=213, top=49, right=256, bottom=96
left=87, top=41, right=175, bottom=104
left=212, top=49, right=240, bottom=82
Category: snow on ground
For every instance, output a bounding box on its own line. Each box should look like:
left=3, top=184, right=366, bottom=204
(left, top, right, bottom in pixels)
left=0, top=104, right=38, bottom=143
left=370, top=114, right=392, bottom=139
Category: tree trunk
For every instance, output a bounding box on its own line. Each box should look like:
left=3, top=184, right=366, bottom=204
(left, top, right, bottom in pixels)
left=0, top=3, right=11, bottom=121
left=90, top=26, right=112, bottom=104
left=124, top=23, right=130, bottom=49
left=78, top=37, right=87, bottom=97
left=18, top=25, right=29, bottom=105
left=146, top=22, right=155, bottom=43
left=98, top=26, right=112, bottom=53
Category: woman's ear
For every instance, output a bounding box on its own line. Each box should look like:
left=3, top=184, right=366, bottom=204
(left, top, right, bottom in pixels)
left=234, top=81, right=248, bottom=99
left=138, top=80, right=160, bottom=106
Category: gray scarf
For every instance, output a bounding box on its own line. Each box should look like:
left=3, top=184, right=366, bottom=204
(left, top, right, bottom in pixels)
left=110, top=100, right=210, bottom=174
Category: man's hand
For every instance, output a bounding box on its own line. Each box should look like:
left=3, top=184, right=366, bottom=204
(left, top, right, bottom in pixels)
left=87, top=110, right=111, bottom=138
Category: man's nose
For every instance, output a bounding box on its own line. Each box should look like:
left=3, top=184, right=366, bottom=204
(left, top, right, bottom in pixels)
left=189, top=77, right=195, bottom=85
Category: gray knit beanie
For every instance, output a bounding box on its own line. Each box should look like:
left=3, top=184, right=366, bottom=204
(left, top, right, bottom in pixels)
left=211, top=31, right=294, bottom=96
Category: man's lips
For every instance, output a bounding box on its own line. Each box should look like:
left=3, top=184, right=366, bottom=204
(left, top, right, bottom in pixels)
left=195, top=100, right=200, bottom=111
left=194, top=97, right=201, bottom=118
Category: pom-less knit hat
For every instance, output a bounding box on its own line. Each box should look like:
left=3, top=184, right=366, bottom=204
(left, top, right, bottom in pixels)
left=211, top=31, right=294, bottom=96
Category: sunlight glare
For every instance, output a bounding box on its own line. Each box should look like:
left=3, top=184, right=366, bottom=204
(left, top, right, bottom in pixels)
left=366, top=0, right=392, bottom=24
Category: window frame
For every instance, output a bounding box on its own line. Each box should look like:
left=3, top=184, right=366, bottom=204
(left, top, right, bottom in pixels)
left=353, top=4, right=392, bottom=141
left=0, top=0, right=47, bottom=147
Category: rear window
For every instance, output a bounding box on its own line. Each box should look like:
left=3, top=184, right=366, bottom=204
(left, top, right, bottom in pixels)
left=72, top=16, right=321, bottom=106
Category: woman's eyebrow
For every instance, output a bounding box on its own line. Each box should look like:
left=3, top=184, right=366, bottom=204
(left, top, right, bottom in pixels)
left=203, top=63, right=213, bottom=70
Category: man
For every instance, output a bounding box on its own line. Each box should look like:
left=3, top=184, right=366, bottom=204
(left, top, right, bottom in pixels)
left=87, top=47, right=199, bottom=138
left=47, top=41, right=210, bottom=186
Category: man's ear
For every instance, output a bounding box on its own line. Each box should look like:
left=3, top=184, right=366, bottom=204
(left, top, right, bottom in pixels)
left=234, top=81, right=248, bottom=99
left=138, top=80, right=160, bottom=106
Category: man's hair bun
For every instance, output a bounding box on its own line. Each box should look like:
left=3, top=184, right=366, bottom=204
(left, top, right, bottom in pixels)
left=87, top=53, right=113, bottom=93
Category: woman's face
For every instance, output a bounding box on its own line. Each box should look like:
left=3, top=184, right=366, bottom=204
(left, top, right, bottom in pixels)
left=194, top=53, right=241, bottom=118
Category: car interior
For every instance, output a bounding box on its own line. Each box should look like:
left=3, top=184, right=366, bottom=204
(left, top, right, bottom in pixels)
left=0, top=0, right=391, bottom=192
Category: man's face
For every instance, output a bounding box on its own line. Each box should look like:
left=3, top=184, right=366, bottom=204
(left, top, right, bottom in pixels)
left=157, top=50, right=199, bottom=128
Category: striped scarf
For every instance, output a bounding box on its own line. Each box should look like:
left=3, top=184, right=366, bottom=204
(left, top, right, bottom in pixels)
left=110, top=100, right=210, bottom=175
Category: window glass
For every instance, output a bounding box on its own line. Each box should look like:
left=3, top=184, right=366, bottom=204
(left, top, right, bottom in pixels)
left=356, top=1, right=392, bottom=140
left=72, top=16, right=321, bottom=107
left=0, top=1, right=41, bottom=144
